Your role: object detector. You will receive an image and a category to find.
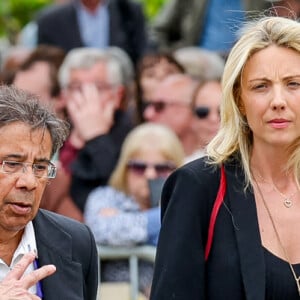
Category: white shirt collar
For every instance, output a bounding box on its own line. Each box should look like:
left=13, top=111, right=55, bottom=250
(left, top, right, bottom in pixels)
left=0, top=221, right=37, bottom=294
left=0, top=221, right=37, bottom=267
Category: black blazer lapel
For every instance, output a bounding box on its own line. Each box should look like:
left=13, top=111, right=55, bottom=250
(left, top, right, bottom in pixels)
left=226, top=163, right=266, bottom=300
left=33, top=212, right=84, bottom=300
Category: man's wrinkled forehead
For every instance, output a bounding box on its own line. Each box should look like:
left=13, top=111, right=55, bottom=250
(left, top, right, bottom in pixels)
left=155, top=75, right=197, bottom=104
left=0, top=123, right=53, bottom=159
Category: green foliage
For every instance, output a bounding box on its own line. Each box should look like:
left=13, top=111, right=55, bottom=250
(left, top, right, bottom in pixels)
left=0, top=0, right=169, bottom=44
left=136, top=0, right=169, bottom=21
left=0, top=0, right=51, bottom=43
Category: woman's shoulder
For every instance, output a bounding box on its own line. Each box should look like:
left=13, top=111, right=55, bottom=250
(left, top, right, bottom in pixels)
left=87, top=186, right=129, bottom=202
left=177, top=156, right=220, bottom=181
left=179, top=155, right=242, bottom=178
left=160, top=157, right=222, bottom=221
left=164, top=155, right=243, bottom=198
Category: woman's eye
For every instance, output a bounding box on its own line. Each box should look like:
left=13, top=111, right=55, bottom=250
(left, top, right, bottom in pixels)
left=253, top=83, right=267, bottom=90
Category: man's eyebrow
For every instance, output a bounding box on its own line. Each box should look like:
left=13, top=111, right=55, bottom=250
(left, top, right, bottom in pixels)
left=1, top=155, right=51, bottom=163
left=34, top=158, right=52, bottom=164
left=2, top=154, right=25, bottom=160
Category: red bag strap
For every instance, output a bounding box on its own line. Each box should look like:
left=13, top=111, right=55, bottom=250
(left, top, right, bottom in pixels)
left=204, top=165, right=226, bottom=261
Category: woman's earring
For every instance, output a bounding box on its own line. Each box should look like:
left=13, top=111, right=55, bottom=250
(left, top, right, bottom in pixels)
left=242, top=118, right=251, bottom=135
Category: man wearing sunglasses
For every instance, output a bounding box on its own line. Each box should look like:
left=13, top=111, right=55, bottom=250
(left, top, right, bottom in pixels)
left=187, top=79, right=222, bottom=162
left=143, top=73, right=200, bottom=161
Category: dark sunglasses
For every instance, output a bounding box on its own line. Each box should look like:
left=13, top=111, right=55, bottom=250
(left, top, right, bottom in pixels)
left=142, top=101, right=169, bottom=113
left=142, top=100, right=187, bottom=113
left=194, top=106, right=220, bottom=119
left=127, top=160, right=176, bottom=176
left=194, top=106, right=210, bottom=119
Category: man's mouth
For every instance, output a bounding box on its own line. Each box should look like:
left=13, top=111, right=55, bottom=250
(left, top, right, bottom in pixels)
left=8, top=202, right=32, bottom=215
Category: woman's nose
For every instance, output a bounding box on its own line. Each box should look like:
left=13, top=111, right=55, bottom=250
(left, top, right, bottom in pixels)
left=271, top=87, right=286, bottom=111
left=144, top=166, right=159, bottom=179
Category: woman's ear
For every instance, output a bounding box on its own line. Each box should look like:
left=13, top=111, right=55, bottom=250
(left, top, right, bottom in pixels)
left=238, top=97, right=246, bottom=116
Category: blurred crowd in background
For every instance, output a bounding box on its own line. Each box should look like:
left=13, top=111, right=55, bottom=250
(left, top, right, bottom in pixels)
left=1, top=0, right=300, bottom=299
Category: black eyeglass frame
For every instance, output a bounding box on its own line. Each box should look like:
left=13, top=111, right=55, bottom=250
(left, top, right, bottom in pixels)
left=142, top=100, right=189, bottom=113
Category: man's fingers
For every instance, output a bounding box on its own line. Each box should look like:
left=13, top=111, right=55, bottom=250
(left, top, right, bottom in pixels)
left=22, top=264, right=56, bottom=290
left=3, top=252, right=36, bottom=281
left=0, top=254, right=55, bottom=299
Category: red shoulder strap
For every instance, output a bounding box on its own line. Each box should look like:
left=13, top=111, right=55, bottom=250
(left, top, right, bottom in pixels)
left=204, top=165, right=226, bottom=261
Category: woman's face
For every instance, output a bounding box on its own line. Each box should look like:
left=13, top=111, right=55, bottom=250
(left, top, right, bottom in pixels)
left=193, top=81, right=221, bottom=148
left=126, top=145, right=175, bottom=210
left=140, top=58, right=182, bottom=100
left=240, top=45, right=300, bottom=151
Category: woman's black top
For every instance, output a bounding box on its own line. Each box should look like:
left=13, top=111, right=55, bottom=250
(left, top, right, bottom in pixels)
left=264, top=247, right=300, bottom=299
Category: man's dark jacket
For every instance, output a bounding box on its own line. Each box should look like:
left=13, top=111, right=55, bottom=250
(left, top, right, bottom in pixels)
left=33, top=209, right=98, bottom=299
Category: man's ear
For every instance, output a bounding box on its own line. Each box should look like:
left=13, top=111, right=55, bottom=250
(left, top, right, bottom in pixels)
left=114, top=85, right=125, bottom=109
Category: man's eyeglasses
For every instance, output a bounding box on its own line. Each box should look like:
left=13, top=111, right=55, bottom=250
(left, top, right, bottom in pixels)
left=0, top=161, right=57, bottom=179
left=194, top=106, right=220, bottom=119
left=127, top=160, right=176, bottom=177
left=142, top=100, right=188, bottom=113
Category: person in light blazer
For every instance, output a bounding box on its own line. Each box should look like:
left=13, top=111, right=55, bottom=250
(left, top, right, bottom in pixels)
left=0, top=85, right=98, bottom=299
left=150, top=16, right=300, bottom=299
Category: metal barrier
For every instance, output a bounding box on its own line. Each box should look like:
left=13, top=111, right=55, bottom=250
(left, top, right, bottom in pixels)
left=97, top=245, right=156, bottom=300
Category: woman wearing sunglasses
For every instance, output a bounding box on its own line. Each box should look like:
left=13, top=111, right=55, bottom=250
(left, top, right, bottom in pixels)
left=84, top=122, right=184, bottom=297
left=187, top=79, right=222, bottom=162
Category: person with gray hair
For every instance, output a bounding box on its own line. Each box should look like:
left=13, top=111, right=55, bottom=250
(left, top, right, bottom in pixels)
left=173, top=47, right=225, bottom=81
left=0, top=85, right=69, bottom=156
left=0, top=85, right=98, bottom=299
left=58, top=47, right=124, bottom=89
left=55, top=47, right=134, bottom=215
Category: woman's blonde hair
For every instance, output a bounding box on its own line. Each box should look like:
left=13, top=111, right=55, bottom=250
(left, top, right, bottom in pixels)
left=109, top=123, right=185, bottom=194
left=206, top=16, right=300, bottom=186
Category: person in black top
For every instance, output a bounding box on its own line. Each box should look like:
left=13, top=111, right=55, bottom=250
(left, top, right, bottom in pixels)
left=150, top=16, right=300, bottom=299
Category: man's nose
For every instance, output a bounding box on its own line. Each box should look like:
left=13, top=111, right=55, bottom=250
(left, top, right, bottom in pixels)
left=143, top=105, right=156, bottom=121
left=15, top=169, right=38, bottom=190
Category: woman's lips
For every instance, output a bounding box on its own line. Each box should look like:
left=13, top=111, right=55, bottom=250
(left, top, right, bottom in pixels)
left=268, top=119, right=290, bottom=129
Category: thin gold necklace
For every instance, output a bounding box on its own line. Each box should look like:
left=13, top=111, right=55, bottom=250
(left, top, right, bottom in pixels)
left=254, top=176, right=300, bottom=296
left=256, top=172, right=299, bottom=208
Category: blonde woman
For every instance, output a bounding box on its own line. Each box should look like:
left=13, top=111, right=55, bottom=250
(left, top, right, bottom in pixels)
left=84, top=122, right=184, bottom=296
left=151, top=16, right=300, bottom=299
